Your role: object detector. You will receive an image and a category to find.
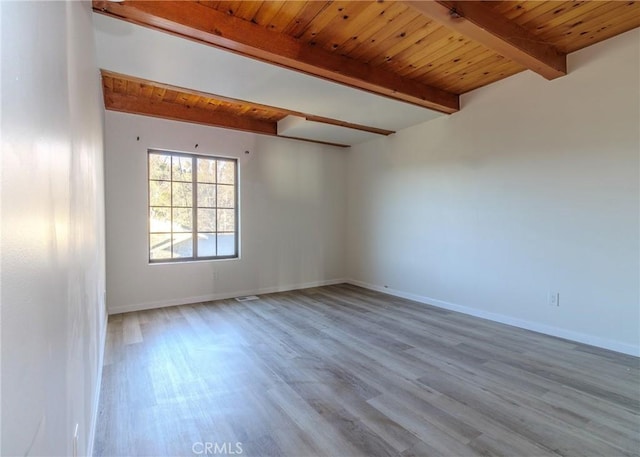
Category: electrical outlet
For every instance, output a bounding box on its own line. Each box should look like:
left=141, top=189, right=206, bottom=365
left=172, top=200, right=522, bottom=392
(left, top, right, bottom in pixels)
left=212, top=271, right=219, bottom=281
left=73, top=423, right=79, bottom=457
left=549, top=291, right=560, bottom=307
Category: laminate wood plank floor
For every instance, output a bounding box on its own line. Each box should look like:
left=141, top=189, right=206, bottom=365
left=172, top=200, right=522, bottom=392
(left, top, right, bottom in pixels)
left=94, top=284, right=640, bottom=457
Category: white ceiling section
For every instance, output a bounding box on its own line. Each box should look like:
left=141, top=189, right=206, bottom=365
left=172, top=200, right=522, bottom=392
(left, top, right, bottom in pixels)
left=92, top=13, right=444, bottom=145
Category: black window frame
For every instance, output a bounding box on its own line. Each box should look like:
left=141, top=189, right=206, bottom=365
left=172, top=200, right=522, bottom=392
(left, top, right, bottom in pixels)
left=147, top=149, right=239, bottom=263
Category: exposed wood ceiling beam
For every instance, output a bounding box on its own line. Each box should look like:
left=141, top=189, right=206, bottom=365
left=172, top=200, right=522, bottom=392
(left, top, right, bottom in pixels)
left=104, top=90, right=278, bottom=136
left=406, top=1, right=567, bottom=80
left=92, top=0, right=459, bottom=114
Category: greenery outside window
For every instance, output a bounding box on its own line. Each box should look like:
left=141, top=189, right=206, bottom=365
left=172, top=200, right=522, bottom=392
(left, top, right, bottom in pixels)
left=148, top=149, right=238, bottom=262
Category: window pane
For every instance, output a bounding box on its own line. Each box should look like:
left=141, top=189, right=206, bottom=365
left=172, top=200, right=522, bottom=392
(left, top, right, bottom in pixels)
left=217, top=209, right=235, bottom=232
left=150, top=207, right=171, bottom=232
left=150, top=233, right=172, bottom=260
left=149, top=180, right=171, bottom=206
left=149, top=154, right=171, bottom=180
left=172, top=155, right=192, bottom=182
left=172, top=234, right=193, bottom=258
left=197, top=158, right=216, bottom=183
left=197, top=208, right=216, bottom=232
left=149, top=151, right=237, bottom=262
left=197, top=233, right=216, bottom=257
left=172, top=182, right=192, bottom=207
left=217, top=160, right=235, bottom=184
left=197, top=183, right=216, bottom=208
left=217, top=234, right=235, bottom=256
left=173, top=208, right=192, bottom=232
left=217, top=184, right=235, bottom=208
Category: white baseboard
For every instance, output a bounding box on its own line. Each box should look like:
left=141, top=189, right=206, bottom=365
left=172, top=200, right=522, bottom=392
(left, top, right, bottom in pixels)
left=87, top=306, right=108, bottom=456
left=347, top=279, right=639, bottom=357
left=107, top=278, right=347, bottom=315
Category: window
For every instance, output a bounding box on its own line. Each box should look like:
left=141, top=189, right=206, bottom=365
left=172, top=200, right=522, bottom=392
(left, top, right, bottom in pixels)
left=148, top=150, right=238, bottom=262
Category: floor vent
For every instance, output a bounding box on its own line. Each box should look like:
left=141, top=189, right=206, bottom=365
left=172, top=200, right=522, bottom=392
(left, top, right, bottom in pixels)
left=235, top=295, right=260, bottom=302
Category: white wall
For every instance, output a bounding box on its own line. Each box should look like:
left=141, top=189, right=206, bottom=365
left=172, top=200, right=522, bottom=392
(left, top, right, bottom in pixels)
left=1, top=1, right=107, bottom=456
left=104, top=112, right=346, bottom=314
left=346, top=29, right=640, bottom=356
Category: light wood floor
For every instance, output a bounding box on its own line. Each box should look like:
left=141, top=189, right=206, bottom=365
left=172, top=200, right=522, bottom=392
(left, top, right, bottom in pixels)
left=94, top=284, right=640, bottom=457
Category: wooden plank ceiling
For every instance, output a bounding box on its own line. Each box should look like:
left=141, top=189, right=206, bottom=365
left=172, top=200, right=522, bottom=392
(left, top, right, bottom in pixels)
left=94, top=0, right=640, bottom=145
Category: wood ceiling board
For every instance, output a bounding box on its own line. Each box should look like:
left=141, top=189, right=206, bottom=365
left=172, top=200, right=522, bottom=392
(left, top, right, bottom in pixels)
left=283, top=2, right=333, bottom=38
left=140, top=83, right=154, bottom=99
left=378, top=26, right=469, bottom=76
left=366, top=18, right=444, bottom=68
left=252, top=0, right=289, bottom=30
left=103, top=73, right=114, bottom=92
left=299, top=1, right=373, bottom=45
left=113, top=76, right=126, bottom=94
left=93, top=0, right=458, bottom=113
left=390, top=27, right=470, bottom=71
left=268, top=2, right=313, bottom=33
left=295, top=1, right=353, bottom=43
left=413, top=46, right=521, bottom=84
left=162, top=89, right=180, bottom=104
left=151, top=87, right=166, bottom=103
left=553, top=13, right=640, bottom=54
left=228, top=1, right=255, bottom=18
left=197, top=1, right=221, bottom=9
left=353, top=15, right=435, bottom=64
left=484, top=1, right=640, bottom=53
left=212, top=1, right=241, bottom=16
left=93, top=14, right=444, bottom=131
left=519, top=1, right=604, bottom=28
left=126, top=79, right=140, bottom=97
left=104, top=90, right=278, bottom=135
left=193, top=96, right=210, bottom=111
left=423, top=53, right=522, bottom=89
left=439, top=59, right=524, bottom=94
left=346, top=5, right=427, bottom=61
left=407, top=1, right=567, bottom=80
left=406, top=42, right=492, bottom=78
left=427, top=53, right=525, bottom=85
left=231, top=1, right=263, bottom=22
left=334, top=2, right=413, bottom=56
left=315, top=1, right=395, bottom=54
left=516, top=1, right=611, bottom=29
left=487, top=1, right=569, bottom=23
left=535, top=3, right=640, bottom=53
